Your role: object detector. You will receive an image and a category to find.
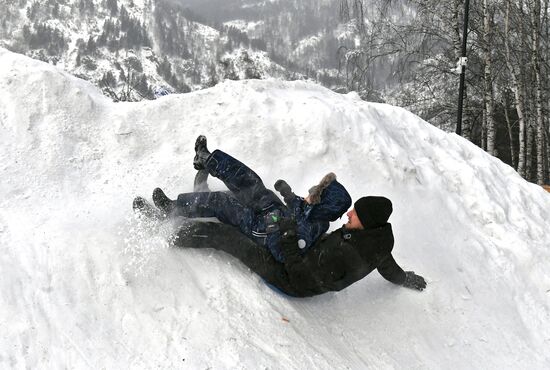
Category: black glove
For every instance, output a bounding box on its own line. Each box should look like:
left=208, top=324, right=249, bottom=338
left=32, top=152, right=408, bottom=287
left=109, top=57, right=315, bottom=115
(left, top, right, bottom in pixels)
left=278, top=217, right=297, bottom=237
left=274, top=179, right=296, bottom=205
left=277, top=217, right=301, bottom=262
left=402, top=271, right=427, bottom=291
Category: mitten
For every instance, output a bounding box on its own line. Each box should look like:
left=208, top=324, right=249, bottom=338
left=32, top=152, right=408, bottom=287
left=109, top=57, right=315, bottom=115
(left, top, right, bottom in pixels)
left=402, top=271, right=427, bottom=291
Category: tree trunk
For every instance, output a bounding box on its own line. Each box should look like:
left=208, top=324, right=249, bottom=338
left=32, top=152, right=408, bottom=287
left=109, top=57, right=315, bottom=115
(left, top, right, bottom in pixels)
left=453, top=0, right=462, bottom=60
left=481, top=103, right=487, bottom=150
left=484, top=0, right=496, bottom=155
left=527, top=121, right=535, bottom=181
left=546, top=126, right=550, bottom=183
left=505, top=0, right=527, bottom=177
left=531, top=0, right=544, bottom=184
left=503, top=91, right=517, bottom=169
left=545, top=0, right=550, bottom=183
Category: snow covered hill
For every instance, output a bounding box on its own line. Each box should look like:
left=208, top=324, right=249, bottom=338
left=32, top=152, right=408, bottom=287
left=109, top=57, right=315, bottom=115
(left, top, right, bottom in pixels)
left=1, top=48, right=550, bottom=369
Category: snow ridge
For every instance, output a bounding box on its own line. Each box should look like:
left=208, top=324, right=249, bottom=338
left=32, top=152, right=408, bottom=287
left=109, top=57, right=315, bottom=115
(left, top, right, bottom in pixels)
left=1, top=48, right=550, bottom=369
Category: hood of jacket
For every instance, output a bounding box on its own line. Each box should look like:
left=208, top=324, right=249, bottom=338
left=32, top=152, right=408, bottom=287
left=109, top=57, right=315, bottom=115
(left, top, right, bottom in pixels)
left=306, top=176, right=352, bottom=222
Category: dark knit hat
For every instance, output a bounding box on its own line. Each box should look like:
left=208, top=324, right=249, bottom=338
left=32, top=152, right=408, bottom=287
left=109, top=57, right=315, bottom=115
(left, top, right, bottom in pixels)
left=354, top=196, right=393, bottom=229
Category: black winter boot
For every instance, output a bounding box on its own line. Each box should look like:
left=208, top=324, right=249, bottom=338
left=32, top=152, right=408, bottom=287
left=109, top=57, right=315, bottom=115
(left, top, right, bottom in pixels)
left=133, top=196, right=162, bottom=219
left=193, top=135, right=211, bottom=170
left=152, top=188, right=176, bottom=216
left=133, top=196, right=147, bottom=211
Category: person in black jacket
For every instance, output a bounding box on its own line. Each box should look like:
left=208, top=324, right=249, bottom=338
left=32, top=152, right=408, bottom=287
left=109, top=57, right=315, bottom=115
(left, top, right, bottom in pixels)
left=275, top=196, right=427, bottom=296
left=174, top=196, right=426, bottom=297
left=140, top=136, right=427, bottom=297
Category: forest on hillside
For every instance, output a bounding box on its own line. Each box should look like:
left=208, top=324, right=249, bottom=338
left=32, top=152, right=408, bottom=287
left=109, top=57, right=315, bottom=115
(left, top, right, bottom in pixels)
left=338, top=0, right=550, bottom=186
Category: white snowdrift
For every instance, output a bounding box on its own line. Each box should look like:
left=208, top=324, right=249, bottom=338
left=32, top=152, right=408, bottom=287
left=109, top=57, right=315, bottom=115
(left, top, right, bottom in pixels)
left=1, top=47, right=549, bottom=369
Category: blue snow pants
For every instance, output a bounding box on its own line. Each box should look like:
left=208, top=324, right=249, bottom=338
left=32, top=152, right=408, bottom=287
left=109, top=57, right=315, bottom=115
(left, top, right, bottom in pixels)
left=174, top=150, right=288, bottom=262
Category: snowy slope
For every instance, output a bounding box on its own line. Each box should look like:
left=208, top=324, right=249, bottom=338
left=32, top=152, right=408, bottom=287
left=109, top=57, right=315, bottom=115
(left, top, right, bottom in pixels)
left=1, top=48, right=550, bottom=369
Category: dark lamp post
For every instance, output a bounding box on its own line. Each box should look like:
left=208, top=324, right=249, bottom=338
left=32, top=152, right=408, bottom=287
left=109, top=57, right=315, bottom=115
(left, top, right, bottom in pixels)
left=456, top=0, right=471, bottom=136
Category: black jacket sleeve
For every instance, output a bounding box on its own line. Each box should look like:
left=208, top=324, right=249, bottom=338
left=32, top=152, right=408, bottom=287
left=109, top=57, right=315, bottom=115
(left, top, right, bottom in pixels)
left=377, top=253, right=406, bottom=285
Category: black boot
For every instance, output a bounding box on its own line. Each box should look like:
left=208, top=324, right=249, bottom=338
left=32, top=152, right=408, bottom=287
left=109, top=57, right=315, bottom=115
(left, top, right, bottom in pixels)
left=152, top=188, right=176, bottom=216
left=133, top=196, right=162, bottom=219
left=193, top=135, right=211, bottom=170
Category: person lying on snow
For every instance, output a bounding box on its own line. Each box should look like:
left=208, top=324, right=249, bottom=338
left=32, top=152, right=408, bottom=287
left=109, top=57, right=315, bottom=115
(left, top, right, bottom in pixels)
left=134, top=135, right=427, bottom=297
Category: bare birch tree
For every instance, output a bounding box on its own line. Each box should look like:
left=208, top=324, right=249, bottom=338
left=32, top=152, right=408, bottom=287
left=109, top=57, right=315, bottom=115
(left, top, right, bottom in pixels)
left=529, top=0, right=545, bottom=184
left=483, top=0, right=496, bottom=155
left=504, top=0, right=527, bottom=175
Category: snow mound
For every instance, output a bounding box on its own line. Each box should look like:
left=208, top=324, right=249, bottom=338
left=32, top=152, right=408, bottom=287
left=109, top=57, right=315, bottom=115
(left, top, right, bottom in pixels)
left=1, top=48, right=550, bottom=368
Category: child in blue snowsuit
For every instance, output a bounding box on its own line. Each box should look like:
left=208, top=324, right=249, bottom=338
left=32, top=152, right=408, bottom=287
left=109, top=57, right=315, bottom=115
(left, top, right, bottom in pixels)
left=152, top=136, right=352, bottom=262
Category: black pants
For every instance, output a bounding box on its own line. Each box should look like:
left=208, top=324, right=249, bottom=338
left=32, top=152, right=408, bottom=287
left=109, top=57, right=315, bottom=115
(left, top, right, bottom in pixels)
left=174, top=221, right=300, bottom=296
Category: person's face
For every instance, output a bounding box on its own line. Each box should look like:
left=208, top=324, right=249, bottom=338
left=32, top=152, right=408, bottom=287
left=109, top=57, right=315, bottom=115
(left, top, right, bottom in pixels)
left=344, top=208, right=364, bottom=230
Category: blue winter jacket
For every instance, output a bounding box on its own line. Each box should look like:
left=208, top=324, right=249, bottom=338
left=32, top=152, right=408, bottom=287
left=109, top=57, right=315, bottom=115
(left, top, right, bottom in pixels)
left=265, top=179, right=352, bottom=262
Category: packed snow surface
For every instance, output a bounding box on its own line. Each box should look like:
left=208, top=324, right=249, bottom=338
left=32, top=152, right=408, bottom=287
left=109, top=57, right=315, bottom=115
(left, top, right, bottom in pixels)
left=1, top=48, right=550, bottom=369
